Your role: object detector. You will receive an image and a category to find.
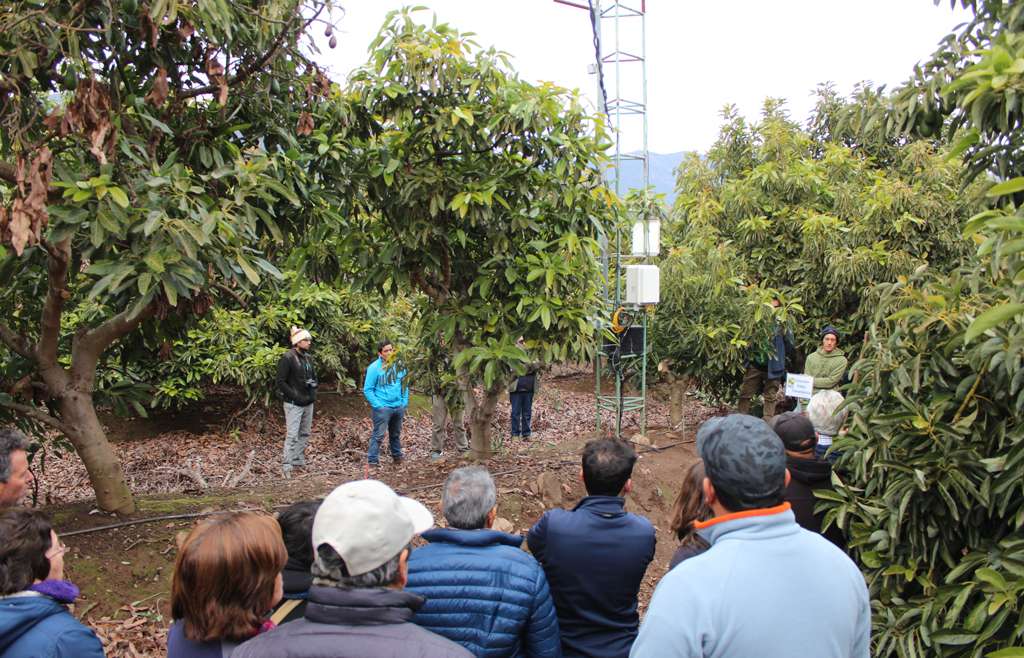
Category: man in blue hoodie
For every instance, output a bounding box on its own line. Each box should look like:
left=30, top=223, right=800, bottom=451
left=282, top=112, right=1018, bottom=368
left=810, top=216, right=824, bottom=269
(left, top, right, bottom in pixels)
left=630, top=414, right=870, bottom=658
left=363, top=340, right=409, bottom=467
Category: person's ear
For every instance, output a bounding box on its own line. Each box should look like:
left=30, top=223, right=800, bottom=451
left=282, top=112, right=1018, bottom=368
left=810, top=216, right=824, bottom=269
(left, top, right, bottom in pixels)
left=785, top=468, right=791, bottom=487
left=486, top=505, right=498, bottom=529
left=578, top=466, right=584, bottom=483
left=702, top=477, right=717, bottom=507
left=397, top=548, right=410, bottom=588
left=622, top=478, right=633, bottom=495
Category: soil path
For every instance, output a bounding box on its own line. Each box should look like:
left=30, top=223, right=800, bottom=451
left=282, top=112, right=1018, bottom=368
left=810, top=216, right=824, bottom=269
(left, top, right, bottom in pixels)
left=42, top=370, right=722, bottom=656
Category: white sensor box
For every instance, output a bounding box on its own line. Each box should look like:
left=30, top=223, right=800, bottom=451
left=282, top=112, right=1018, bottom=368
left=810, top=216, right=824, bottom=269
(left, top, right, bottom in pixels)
left=625, top=264, right=660, bottom=305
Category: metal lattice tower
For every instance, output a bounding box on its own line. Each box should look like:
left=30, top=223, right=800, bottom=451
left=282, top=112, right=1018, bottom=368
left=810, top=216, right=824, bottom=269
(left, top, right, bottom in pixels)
left=557, top=0, right=653, bottom=439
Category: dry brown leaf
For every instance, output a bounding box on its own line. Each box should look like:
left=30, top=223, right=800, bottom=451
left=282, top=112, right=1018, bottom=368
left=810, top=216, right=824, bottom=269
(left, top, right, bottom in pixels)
left=296, top=112, right=314, bottom=137
left=177, top=20, right=195, bottom=40
left=145, top=67, right=169, bottom=107
left=7, top=147, right=52, bottom=255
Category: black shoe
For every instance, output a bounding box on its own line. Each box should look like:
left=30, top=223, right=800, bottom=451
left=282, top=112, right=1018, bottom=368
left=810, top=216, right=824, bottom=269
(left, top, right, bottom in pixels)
left=392, top=455, right=404, bottom=465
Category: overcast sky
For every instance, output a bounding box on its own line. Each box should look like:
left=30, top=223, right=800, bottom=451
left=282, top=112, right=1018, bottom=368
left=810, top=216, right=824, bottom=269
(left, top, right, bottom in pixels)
left=314, top=1, right=970, bottom=154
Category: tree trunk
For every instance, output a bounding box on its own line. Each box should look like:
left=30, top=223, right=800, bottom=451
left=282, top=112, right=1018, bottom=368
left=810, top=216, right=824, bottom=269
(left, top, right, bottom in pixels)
left=57, top=390, right=135, bottom=514
left=659, top=359, right=693, bottom=433
left=465, top=386, right=502, bottom=460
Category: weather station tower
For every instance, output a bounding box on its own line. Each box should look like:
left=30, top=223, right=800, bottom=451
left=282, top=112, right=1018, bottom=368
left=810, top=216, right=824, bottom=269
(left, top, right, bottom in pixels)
left=555, top=0, right=659, bottom=439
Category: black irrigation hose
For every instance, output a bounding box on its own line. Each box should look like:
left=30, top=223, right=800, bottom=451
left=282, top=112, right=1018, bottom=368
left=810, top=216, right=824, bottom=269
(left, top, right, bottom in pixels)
left=59, top=437, right=695, bottom=538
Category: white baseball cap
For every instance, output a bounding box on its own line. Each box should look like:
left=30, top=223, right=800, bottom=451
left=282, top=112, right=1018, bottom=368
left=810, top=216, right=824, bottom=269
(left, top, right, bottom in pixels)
left=312, top=480, right=434, bottom=576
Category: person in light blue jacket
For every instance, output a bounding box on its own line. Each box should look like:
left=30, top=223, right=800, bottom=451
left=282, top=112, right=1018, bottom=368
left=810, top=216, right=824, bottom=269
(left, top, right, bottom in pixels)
left=630, top=414, right=870, bottom=658
left=363, top=340, right=409, bottom=467
left=407, top=466, right=561, bottom=657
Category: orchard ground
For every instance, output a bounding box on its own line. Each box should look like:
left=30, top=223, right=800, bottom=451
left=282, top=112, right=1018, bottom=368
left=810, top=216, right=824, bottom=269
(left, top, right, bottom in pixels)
left=37, top=366, right=724, bottom=656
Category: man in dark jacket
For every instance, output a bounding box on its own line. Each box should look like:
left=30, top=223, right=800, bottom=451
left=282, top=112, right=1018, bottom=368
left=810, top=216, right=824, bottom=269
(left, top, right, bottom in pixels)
left=234, top=480, right=471, bottom=658
left=769, top=412, right=846, bottom=550
left=407, top=466, right=560, bottom=657
left=738, top=299, right=794, bottom=419
left=276, top=326, right=317, bottom=477
left=527, top=439, right=656, bottom=658
left=269, top=500, right=321, bottom=625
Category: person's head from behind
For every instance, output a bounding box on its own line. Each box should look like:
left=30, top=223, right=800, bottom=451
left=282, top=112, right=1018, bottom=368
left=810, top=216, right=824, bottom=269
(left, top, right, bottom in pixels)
left=669, top=460, right=712, bottom=543
left=581, top=439, right=637, bottom=496
left=277, top=501, right=322, bottom=571
left=769, top=412, right=817, bottom=457
left=310, top=480, right=433, bottom=591
left=442, top=466, right=497, bottom=530
left=696, top=414, right=788, bottom=514
left=171, top=512, right=287, bottom=642
left=0, top=508, right=65, bottom=595
left=0, top=428, right=34, bottom=506
left=807, top=390, right=847, bottom=437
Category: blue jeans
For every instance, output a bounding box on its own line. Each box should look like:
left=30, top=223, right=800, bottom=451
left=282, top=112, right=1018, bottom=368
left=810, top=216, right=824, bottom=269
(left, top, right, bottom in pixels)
left=368, top=406, right=405, bottom=464
left=510, top=391, right=534, bottom=437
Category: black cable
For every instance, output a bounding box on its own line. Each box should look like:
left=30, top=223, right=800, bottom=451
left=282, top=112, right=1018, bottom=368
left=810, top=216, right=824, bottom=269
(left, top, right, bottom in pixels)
left=587, top=0, right=609, bottom=116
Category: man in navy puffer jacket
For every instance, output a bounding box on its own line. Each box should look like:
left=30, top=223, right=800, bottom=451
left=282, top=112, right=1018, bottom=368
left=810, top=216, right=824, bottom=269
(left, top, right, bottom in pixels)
left=407, top=466, right=561, bottom=658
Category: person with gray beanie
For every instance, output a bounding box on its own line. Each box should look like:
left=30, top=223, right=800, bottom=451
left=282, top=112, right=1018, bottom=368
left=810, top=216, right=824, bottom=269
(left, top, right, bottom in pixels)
left=631, top=414, right=869, bottom=658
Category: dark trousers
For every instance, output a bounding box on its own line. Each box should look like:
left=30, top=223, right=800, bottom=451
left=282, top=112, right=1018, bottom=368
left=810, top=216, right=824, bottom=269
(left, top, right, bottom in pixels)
left=738, top=367, right=781, bottom=418
left=510, top=391, right=534, bottom=437
left=368, top=406, right=404, bottom=464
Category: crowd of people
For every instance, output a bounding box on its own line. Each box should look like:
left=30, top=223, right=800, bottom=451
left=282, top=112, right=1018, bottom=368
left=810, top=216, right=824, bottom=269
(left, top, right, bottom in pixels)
left=0, top=394, right=867, bottom=657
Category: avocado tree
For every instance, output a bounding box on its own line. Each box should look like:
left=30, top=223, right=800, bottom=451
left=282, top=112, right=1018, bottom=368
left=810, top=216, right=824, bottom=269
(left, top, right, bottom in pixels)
left=339, top=10, right=615, bottom=457
left=655, top=94, right=981, bottom=401
left=819, top=3, right=1024, bottom=655
left=0, top=0, right=343, bottom=512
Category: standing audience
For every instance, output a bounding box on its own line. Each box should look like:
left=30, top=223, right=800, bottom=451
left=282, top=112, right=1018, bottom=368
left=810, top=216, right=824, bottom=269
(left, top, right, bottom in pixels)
left=168, top=512, right=287, bottom=658
left=407, top=466, right=560, bottom=657
left=667, top=460, right=712, bottom=569
left=630, top=415, right=870, bottom=658
left=803, top=325, right=848, bottom=394
left=234, top=480, right=471, bottom=658
left=270, top=500, right=321, bottom=624
left=0, top=427, right=34, bottom=506
left=737, top=298, right=793, bottom=418
left=0, top=508, right=105, bottom=657
left=770, top=412, right=846, bottom=550
left=276, top=326, right=318, bottom=477
left=363, top=341, right=409, bottom=468
left=509, top=337, right=540, bottom=441
left=528, top=439, right=656, bottom=658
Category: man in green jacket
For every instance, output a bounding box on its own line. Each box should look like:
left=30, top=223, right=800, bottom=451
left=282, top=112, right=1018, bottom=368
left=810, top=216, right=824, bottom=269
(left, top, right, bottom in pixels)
left=803, top=326, right=848, bottom=394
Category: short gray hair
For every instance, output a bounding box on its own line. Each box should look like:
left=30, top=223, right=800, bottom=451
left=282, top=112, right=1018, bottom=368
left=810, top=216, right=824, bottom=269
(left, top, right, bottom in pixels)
left=442, top=466, right=497, bottom=530
left=0, top=428, right=29, bottom=483
left=807, top=390, right=848, bottom=436
left=312, top=543, right=407, bottom=589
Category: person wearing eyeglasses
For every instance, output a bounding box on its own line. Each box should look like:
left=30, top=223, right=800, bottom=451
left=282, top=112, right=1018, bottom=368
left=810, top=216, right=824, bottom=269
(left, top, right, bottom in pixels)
left=0, top=507, right=105, bottom=657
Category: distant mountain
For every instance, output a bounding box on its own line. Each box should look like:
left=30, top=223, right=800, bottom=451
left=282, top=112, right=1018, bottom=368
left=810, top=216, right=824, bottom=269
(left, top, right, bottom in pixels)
left=606, top=151, right=685, bottom=206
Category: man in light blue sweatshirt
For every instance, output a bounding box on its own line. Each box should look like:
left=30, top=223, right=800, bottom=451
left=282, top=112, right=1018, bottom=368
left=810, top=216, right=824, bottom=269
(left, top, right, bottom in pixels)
left=363, top=340, right=409, bottom=467
left=630, top=414, right=870, bottom=658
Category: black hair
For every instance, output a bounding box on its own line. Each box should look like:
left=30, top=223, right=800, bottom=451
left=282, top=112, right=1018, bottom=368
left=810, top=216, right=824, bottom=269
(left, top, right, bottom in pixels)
left=582, top=439, right=637, bottom=496
left=277, top=500, right=321, bottom=568
left=377, top=340, right=393, bottom=354
left=0, top=508, right=53, bottom=595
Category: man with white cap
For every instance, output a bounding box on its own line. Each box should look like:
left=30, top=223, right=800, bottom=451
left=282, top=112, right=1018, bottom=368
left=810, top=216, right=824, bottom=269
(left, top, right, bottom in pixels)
left=276, top=326, right=317, bottom=477
left=235, top=480, right=472, bottom=657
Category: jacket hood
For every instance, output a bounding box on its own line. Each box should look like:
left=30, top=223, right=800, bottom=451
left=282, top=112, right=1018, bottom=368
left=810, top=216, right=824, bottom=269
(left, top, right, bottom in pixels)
left=421, top=527, right=523, bottom=548
left=282, top=562, right=313, bottom=597
left=694, top=503, right=799, bottom=546
left=0, top=593, right=64, bottom=653
left=815, top=346, right=846, bottom=359
left=786, top=455, right=832, bottom=486
left=305, top=586, right=425, bottom=627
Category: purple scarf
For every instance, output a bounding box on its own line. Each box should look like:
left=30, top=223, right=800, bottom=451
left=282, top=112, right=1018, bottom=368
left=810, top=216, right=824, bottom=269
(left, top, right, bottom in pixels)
left=28, top=579, right=80, bottom=604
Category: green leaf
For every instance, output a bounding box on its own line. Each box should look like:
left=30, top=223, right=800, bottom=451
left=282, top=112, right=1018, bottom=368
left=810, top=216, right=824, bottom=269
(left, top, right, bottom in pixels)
left=143, top=252, right=165, bottom=273
left=965, top=303, right=1024, bottom=342
left=987, top=649, right=1024, bottom=657
left=975, top=568, right=1007, bottom=590
left=986, top=177, right=1024, bottom=197
left=108, top=187, right=130, bottom=208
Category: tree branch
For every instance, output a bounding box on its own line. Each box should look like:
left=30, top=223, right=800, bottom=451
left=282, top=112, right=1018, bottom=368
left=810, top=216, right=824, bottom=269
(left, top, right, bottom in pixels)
left=0, top=399, right=72, bottom=436
left=177, top=3, right=323, bottom=101
left=0, top=321, right=36, bottom=361
left=71, top=302, right=157, bottom=385
left=36, top=238, right=70, bottom=369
